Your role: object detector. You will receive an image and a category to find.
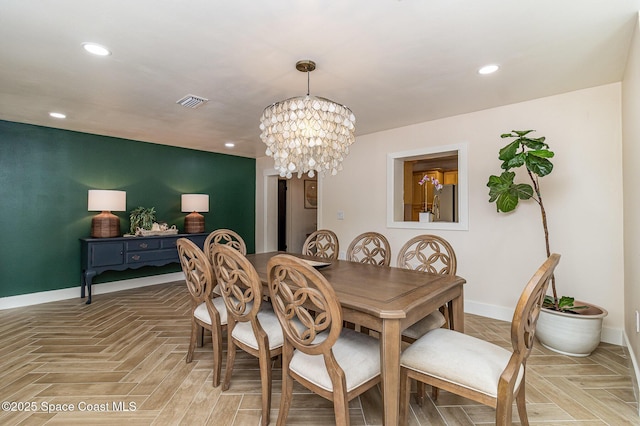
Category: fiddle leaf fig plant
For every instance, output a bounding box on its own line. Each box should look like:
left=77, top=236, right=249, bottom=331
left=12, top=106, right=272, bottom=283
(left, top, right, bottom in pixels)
left=487, top=130, right=580, bottom=312
left=487, top=130, right=554, bottom=214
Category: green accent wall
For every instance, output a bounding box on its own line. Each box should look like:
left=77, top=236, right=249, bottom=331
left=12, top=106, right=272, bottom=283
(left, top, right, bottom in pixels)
left=0, top=120, right=255, bottom=298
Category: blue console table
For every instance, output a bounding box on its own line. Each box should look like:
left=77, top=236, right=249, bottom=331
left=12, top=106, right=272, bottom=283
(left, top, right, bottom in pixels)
left=80, top=233, right=208, bottom=304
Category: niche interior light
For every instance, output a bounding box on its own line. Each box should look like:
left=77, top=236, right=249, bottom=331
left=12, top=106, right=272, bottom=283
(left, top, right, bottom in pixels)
left=49, top=112, right=66, bottom=119
left=88, top=190, right=126, bottom=238
left=259, top=59, right=356, bottom=179
left=181, top=194, right=209, bottom=233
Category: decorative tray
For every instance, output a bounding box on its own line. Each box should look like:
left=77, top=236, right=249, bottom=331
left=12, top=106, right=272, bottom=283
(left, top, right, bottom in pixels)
left=124, top=225, right=179, bottom=237
left=136, top=229, right=179, bottom=236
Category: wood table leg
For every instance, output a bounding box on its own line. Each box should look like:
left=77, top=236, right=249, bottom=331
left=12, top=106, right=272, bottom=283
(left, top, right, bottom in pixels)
left=449, top=287, right=464, bottom=332
left=381, top=318, right=401, bottom=425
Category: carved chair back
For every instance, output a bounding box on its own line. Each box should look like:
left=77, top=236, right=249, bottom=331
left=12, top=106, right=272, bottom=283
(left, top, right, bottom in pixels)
left=396, top=234, right=457, bottom=275
left=302, top=229, right=339, bottom=260
left=204, top=229, right=247, bottom=261
left=177, top=238, right=218, bottom=313
left=346, top=231, right=391, bottom=266
left=210, top=244, right=263, bottom=329
left=267, top=254, right=343, bottom=357
left=509, top=253, right=561, bottom=366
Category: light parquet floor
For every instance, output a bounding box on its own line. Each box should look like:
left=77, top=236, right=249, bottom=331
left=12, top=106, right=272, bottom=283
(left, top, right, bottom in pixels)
left=0, top=281, right=637, bottom=425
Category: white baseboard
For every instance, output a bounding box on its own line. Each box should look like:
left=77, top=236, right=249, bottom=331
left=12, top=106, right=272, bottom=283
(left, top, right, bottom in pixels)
left=465, top=300, right=624, bottom=346
left=623, top=331, right=640, bottom=415
left=0, top=272, right=184, bottom=310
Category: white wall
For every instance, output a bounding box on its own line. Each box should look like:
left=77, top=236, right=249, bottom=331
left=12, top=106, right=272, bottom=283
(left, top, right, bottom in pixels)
left=622, top=13, right=640, bottom=393
left=256, top=83, right=625, bottom=344
left=325, top=84, right=624, bottom=342
left=255, top=156, right=277, bottom=253
left=286, top=177, right=317, bottom=253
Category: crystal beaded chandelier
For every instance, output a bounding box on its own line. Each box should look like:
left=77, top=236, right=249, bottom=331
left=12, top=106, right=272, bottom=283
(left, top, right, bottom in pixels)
left=259, top=60, right=356, bottom=179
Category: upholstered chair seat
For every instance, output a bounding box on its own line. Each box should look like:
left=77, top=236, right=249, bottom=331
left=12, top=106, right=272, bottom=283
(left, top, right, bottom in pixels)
left=230, top=302, right=287, bottom=351
left=401, top=311, right=446, bottom=341
left=289, top=328, right=380, bottom=392
left=402, top=328, right=524, bottom=398
left=193, top=297, right=228, bottom=326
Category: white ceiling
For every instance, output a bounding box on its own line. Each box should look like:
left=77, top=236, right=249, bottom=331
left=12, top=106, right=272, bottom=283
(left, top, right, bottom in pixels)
left=0, top=1, right=638, bottom=159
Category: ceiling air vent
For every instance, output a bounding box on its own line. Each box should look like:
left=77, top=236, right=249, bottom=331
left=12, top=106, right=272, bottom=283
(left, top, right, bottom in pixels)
left=176, top=94, right=209, bottom=109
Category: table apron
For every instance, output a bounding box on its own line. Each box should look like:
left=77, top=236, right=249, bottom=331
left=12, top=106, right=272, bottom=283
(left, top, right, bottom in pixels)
left=341, top=284, right=463, bottom=334
left=342, top=307, right=383, bottom=331
left=403, top=285, right=463, bottom=330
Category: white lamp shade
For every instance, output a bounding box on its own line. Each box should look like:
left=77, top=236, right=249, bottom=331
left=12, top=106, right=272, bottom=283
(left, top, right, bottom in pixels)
left=181, top=194, right=209, bottom=213
left=88, top=190, right=126, bottom=212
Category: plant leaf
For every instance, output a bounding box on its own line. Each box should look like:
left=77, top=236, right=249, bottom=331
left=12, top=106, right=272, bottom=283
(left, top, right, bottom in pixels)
left=502, top=152, right=526, bottom=170
left=514, top=184, right=534, bottom=199
left=528, top=149, right=554, bottom=159
left=487, top=175, right=505, bottom=202
left=525, top=155, right=554, bottom=177
left=496, top=192, right=518, bottom=212
left=557, top=296, right=575, bottom=310
left=498, top=140, right=520, bottom=162
left=513, top=130, right=534, bottom=137
left=487, top=171, right=533, bottom=212
left=520, top=137, right=548, bottom=150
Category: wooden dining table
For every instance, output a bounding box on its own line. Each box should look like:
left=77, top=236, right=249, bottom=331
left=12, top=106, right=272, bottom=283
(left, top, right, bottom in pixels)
left=245, top=251, right=466, bottom=426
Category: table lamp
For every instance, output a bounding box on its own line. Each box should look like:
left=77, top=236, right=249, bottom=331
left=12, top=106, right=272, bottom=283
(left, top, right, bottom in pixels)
left=88, top=190, right=127, bottom=238
left=181, top=194, right=209, bottom=233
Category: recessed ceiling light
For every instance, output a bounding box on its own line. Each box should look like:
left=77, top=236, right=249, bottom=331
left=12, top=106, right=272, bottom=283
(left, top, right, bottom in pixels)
left=49, top=112, right=66, bottom=119
left=478, top=64, right=499, bottom=75
left=82, top=42, right=111, bottom=56
left=225, top=142, right=235, bottom=148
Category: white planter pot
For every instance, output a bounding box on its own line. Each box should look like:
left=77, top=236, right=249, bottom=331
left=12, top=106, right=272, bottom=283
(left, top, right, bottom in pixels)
left=419, top=212, right=432, bottom=222
left=535, top=302, right=608, bottom=357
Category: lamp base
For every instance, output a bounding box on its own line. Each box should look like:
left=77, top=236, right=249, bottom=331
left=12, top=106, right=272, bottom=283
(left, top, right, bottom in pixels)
left=91, top=211, right=121, bottom=238
left=184, top=212, right=205, bottom=233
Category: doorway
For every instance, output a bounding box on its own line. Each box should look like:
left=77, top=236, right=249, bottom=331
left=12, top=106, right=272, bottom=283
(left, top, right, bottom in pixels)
left=277, top=179, right=287, bottom=251
left=270, top=175, right=318, bottom=254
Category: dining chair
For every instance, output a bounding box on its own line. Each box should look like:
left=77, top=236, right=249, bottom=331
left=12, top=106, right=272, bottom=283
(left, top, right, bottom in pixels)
left=399, top=253, right=560, bottom=425
left=267, top=254, right=381, bottom=426
left=176, top=238, right=227, bottom=387
left=302, top=229, right=339, bottom=260
left=210, top=244, right=283, bottom=426
left=396, top=234, right=458, bottom=401
left=397, top=234, right=458, bottom=341
left=204, top=228, right=247, bottom=257
left=396, top=234, right=457, bottom=274
left=204, top=228, right=247, bottom=296
left=346, top=231, right=391, bottom=266
left=345, top=231, right=391, bottom=333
